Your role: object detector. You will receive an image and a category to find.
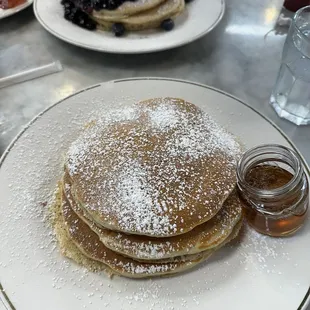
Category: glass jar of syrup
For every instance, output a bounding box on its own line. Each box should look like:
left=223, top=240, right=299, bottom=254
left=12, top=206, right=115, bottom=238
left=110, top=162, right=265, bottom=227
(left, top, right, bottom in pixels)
left=237, top=144, right=309, bottom=237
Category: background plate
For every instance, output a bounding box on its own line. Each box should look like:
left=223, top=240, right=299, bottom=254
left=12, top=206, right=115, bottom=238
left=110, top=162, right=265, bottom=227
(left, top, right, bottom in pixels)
left=0, top=0, right=33, bottom=19
left=0, top=78, right=309, bottom=310
left=34, top=0, right=225, bottom=53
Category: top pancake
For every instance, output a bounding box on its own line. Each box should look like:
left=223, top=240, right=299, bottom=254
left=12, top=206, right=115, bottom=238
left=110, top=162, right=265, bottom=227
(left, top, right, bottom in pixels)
left=93, top=0, right=167, bottom=19
left=66, top=98, right=242, bottom=237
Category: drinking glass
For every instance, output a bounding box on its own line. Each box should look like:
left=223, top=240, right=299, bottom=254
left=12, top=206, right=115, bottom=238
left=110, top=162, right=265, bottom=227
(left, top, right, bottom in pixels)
left=270, top=5, right=310, bottom=125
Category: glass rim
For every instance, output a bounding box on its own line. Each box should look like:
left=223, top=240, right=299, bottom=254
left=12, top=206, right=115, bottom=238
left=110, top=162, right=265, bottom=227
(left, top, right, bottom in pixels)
left=236, top=144, right=303, bottom=197
left=293, top=5, right=310, bottom=42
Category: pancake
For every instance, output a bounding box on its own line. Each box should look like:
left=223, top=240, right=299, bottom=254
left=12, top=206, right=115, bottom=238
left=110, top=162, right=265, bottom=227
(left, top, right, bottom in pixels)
left=63, top=172, right=243, bottom=261
left=56, top=187, right=242, bottom=278
left=92, top=0, right=167, bottom=19
left=66, top=98, right=242, bottom=237
left=92, top=0, right=185, bottom=31
left=52, top=187, right=109, bottom=274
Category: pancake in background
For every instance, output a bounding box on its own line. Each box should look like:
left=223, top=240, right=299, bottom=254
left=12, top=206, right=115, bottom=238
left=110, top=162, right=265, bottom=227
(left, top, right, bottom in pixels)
left=93, top=0, right=167, bottom=19
left=93, top=0, right=185, bottom=31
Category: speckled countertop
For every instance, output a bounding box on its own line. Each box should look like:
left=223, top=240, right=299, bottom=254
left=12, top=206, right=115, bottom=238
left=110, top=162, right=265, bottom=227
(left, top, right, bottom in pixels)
left=1, top=0, right=310, bottom=163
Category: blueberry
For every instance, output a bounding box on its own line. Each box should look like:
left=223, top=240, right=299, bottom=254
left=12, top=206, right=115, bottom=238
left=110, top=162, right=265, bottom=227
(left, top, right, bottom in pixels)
left=64, top=7, right=77, bottom=21
left=61, top=0, right=74, bottom=9
left=92, top=0, right=124, bottom=10
left=78, top=15, right=85, bottom=26
left=81, top=0, right=93, bottom=12
left=66, top=0, right=133, bottom=11
left=105, top=1, right=122, bottom=10
left=63, top=2, right=97, bottom=31
left=92, top=2, right=102, bottom=10
left=85, top=20, right=97, bottom=30
left=161, top=18, right=174, bottom=31
left=64, top=8, right=72, bottom=18
left=112, top=23, right=125, bottom=37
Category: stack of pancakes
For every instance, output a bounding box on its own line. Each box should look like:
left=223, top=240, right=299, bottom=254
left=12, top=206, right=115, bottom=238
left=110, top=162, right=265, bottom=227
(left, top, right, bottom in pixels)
left=53, top=98, right=243, bottom=278
left=91, top=0, right=186, bottom=31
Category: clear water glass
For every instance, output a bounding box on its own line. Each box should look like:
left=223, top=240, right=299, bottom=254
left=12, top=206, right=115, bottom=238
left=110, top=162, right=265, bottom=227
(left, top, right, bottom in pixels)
left=270, top=5, right=310, bottom=125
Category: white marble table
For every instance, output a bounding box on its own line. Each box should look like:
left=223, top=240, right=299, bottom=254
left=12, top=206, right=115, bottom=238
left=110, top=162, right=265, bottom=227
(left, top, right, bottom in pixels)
left=0, top=0, right=309, bottom=309
left=1, top=0, right=310, bottom=163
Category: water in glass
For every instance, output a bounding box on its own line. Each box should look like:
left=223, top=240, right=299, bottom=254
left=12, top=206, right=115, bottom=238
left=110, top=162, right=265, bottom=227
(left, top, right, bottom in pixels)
left=270, top=6, right=310, bottom=125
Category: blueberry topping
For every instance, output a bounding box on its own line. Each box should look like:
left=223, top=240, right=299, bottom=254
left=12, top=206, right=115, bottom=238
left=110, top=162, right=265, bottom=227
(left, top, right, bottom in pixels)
left=77, top=0, right=139, bottom=11
left=62, top=0, right=97, bottom=30
left=112, top=23, right=125, bottom=37
left=60, top=0, right=142, bottom=32
left=161, top=18, right=174, bottom=31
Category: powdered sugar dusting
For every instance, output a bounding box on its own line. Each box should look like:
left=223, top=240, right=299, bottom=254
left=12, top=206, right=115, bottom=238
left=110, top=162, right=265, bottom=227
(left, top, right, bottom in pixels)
left=116, top=160, right=172, bottom=235
left=117, top=237, right=175, bottom=259
left=67, top=106, right=138, bottom=176
left=236, top=225, right=290, bottom=273
left=100, top=192, right=242, bottom=260
left=168, top=113, right=241, bottom=159
left=117, top=261, right=178, bottom=275
left=147, top=99, right=180, bottom=130
left=67, top=98, right=242, bottom=236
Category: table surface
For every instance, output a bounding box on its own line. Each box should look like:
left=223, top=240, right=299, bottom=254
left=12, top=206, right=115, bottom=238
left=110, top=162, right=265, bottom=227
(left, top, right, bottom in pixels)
left=0, top=0, right=310, bottom=309
left=1, top=0, right=310, bottom=163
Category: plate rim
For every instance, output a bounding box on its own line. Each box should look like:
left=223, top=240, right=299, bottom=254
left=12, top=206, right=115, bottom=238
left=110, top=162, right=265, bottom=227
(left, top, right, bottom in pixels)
left=0, top=77, right=309, bottom=310
left=0, top=0, right=33, bottom=20
left=33, top=0, right=225, bottom=54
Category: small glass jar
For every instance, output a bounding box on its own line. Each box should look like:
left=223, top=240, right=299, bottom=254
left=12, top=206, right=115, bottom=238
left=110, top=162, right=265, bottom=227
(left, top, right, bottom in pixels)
left=237, top=144, right=309, bottom=237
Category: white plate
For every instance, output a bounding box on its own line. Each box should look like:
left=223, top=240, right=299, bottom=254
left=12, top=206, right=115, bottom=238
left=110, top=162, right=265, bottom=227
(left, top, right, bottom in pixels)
left=0, top=78, right=310, bottom=310
left=0, top=0, right=33, bottom=19
left=33, top=0, right=225, bottom=54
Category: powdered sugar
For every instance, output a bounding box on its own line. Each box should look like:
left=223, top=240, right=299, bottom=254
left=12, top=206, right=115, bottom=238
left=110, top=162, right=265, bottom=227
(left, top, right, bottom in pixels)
left=67, top=98, right=242, bottom=236
left=236, top=225, right=290, bottom=273
left=121, top=239, right=174, bottom=259
left=168, top=112, right=241, bottom=159
left=147, top=100, right=180, bottom=130
left=118, top=261, right=177, bottom=275
left=116, top=160, right=173, bottom=235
